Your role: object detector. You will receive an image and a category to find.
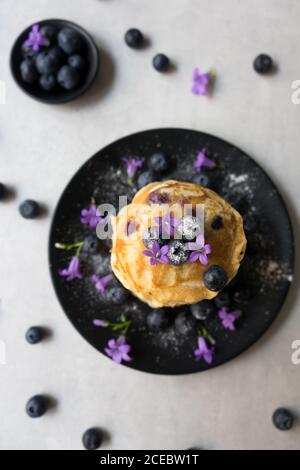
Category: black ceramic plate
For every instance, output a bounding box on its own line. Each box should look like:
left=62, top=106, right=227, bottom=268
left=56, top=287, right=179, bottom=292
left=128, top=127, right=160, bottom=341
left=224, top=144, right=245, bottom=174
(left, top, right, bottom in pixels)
left=49, top=128, right=294, bottom=375
left=10, top=19, right=99, bottom=104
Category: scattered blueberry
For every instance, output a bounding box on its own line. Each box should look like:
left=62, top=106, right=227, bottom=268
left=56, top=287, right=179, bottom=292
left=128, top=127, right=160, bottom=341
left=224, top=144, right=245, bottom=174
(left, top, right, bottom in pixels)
left=272, top=408, right=294, bottom=431
left=25, top=327, right=44, bottom=345
left=124, top=28, right=144, bottom=49
left=214, top=290, right=231, bottom=308
left=57, top=65, right=80, bottom=90
left=243, top=214, right=257, bottom=233
left=20, top=59, right=38, bottom=84
left=36, top=50, right=61, bottom=75
left=203, top=265, right=228, bottom=292
left=82, top=234, right=99, bottom=254
left=211, top=215, right=223, bottom=230
left=19, top=200, right=40, bottom=219
left=148, top=152, right=169, bottom=173
left=40, top=24, right=58, bottom=43
left=40, top=74, right=56, bottom=91
left=167, top=240, right=189, bottom=266
left=193, top=172, right=210, bottom=188
left=176, top=216, right=202, bottom=241
left=147, top=309, right=172, bottom=331
left=253, top=54, right=273, bottom=74
left=26, top=395, right=48, bottom=418
left=153, top=53, right=170, bottom=72
left=233, top=287, right=252, bottom=306
left=143, top=226, right=163, bottom=250
left=190, top=300, right=215, bottom=320
left=82, top=428, right=103, bottom=450
left=68, top=54, right=86, bottom=72
left=175, top=312, right=196, bottom=335
left=137, top=170, right=157, bottom=189
left=58, top=28, right=82, bottom=55
left=0, top=183, right=7, bottom=200
left=107, top=284, right=129, bottom=304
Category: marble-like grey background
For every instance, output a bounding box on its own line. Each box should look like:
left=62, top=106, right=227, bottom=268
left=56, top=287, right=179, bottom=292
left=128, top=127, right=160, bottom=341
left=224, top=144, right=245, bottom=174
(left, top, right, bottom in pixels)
left=0, top=0, right=299, bottom=450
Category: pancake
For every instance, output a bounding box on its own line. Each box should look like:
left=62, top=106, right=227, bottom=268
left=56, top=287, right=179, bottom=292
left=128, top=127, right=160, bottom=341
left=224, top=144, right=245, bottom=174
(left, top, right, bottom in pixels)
left=111, top=180, right=247, bottom=308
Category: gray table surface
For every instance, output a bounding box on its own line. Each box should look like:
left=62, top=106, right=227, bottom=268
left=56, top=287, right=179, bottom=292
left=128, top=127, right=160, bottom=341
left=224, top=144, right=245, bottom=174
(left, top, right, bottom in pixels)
left=0, top=0, right=299, bottom=450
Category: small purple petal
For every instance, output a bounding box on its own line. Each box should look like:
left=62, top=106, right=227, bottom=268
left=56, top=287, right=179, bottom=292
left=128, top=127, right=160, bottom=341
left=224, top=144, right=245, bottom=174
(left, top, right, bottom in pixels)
left=189, top=251, right=200, bottom=263
left=199, top=253, right=209, bottom=266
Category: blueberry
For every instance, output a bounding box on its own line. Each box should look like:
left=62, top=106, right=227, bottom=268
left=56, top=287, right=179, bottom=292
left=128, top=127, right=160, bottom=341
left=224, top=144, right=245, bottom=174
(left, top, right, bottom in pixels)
left=176, top=216, right=202, bottom=241
left=143, top=226, right=163, bottom=250
left=82, top=428, right=103, bottom=450
left=57, top=65, right=80, bottom=90
left=40, top=24, right=58, bottom=42
left=0, top=183, right=7, bottom=200
left=167, top=240, right=189, bottom=266
left=68, top=54, right=86, bottom=72
left=272, top=408, right=294, bottom=431
left=49, top=45, right=65, bottom=63
left=26, top=395, right=48, bottom=418
left=19, top=200, right=40, bottom=219
left=20, top=59, right=38, bottom=84
left=40, top=74, right=56, bottom=91
left=36, top=50, right=61, bottom=75
left=253, top=54, right=273, bottom=74
left=58, top=28, right=82, bottom=55
left=124, top=28, right=144, bottom=48
left=83, top=234, right=100, bottom=254
left=175, top=312, right=196, bottom=335
left=153, top=53, right=170, bottom=72
left=193, top=172, right=210, bottom=188
left=147, top=309, right=172, bottom=331
left=233, top=287, right=252, bottom=307
left=211, top=215, right=223, bottom=230
left=214, top=290, right=231, bottom=308
left=137, top=170, right=156, bottom=189
left=243, top=214, right=257, bottom=233
left=107, top=284, right=129, bottom=304
left=148, top=152, right=169, bottom=173
left=25, top=326, right=44, bottom=345
left=203, top=265, right=228, bottom=292
left=190, top=300, right=215, bottom=320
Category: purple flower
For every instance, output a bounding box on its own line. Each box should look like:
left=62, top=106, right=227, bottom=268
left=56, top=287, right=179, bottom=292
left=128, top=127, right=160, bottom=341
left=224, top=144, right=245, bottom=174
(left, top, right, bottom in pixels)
left=81, top=204, right=104, bottom=228
left=93, top=319, right=108, bottom=327
left=123, top=157, right=144, bottom=178
left=104, top=336, right=132, bottom=364
left=24, top=24, right=49, bottom=52
left=59, top=256, right=83, bottom=281
left=194, top=148, right=216, bottom=173
left=218, top=307, right=241, bottom=331
left=194, top=337, right=214, bottom=364
left=143, top=240, right=169, bottom=266
left=191, top=68, right=210, bottom=95
left=188, top=234, right=212, bottom=265
left=154, top=211, right=180, bottom=238
left=91, top=274, right=113, bottom=295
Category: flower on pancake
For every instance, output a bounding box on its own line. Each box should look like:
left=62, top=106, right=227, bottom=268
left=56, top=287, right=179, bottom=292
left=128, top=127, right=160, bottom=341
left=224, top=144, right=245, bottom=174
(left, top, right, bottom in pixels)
left=143, top=240, right=169, bottom=266
left=188, top=234, right=212, bottom=265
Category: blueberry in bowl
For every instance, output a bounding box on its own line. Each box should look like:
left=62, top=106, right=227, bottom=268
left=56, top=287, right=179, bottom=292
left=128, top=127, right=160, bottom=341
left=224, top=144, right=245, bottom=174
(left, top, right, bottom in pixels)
left=10, top=19, right=99, bottom=104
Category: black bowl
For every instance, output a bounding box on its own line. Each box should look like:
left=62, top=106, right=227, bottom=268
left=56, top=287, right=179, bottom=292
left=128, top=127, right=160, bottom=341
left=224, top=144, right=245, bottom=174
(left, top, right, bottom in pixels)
left=10, top=19, right=99, bottom=104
